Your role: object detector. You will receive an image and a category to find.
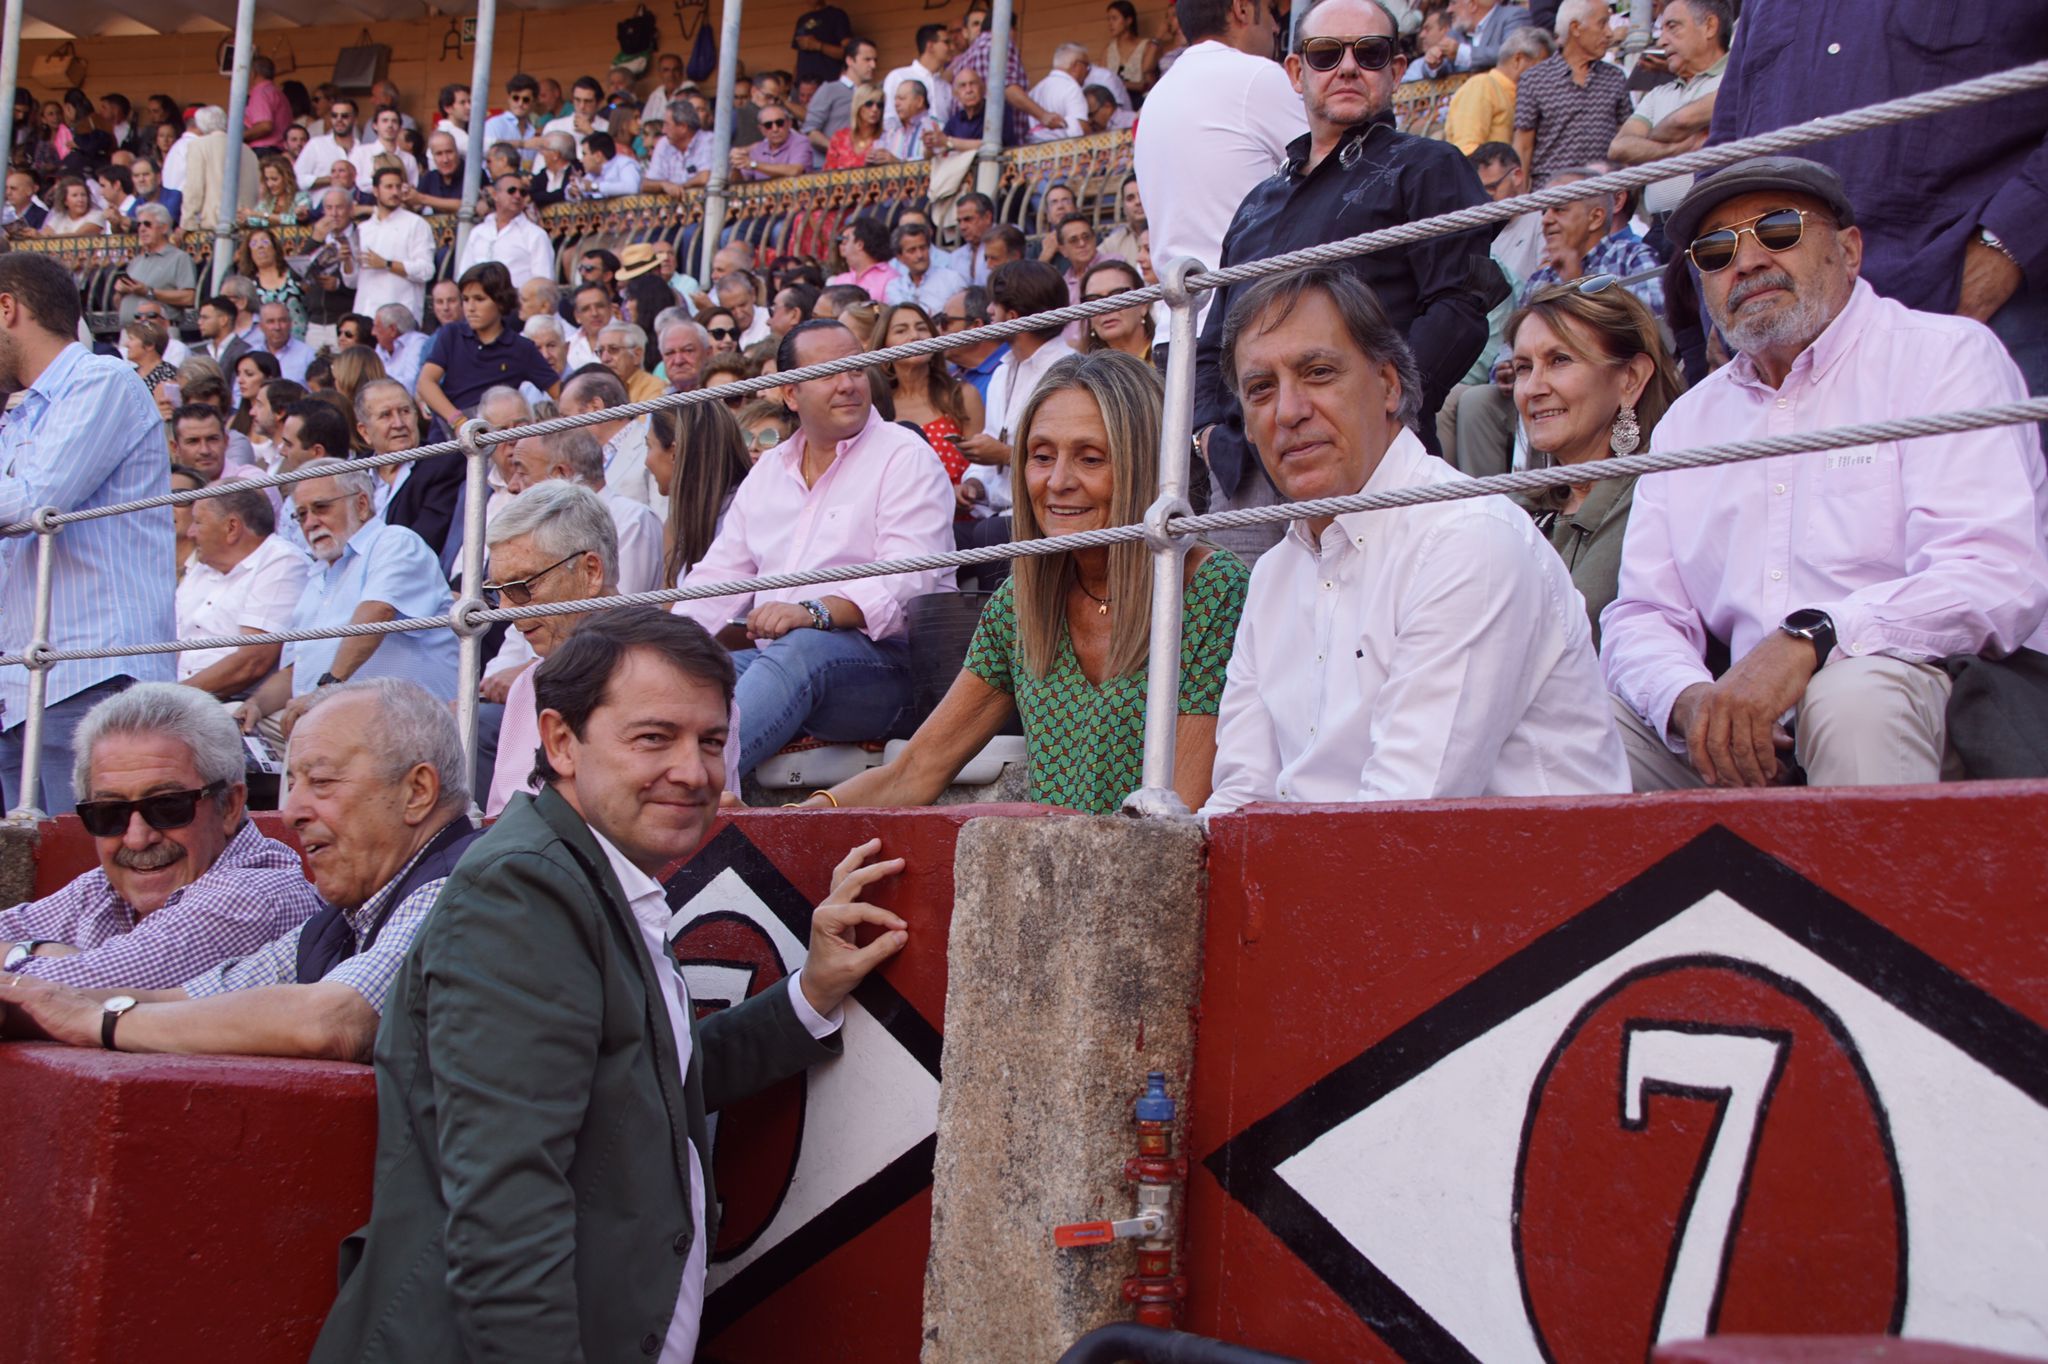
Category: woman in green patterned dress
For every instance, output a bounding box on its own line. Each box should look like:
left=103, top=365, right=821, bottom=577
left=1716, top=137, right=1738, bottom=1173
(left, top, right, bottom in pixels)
left=808, top=350, right=1250, bottom=813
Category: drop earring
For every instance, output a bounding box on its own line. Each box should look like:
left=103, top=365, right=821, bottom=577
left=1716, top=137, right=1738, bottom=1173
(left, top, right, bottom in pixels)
left=1609, top=403, right=1640, bottom=457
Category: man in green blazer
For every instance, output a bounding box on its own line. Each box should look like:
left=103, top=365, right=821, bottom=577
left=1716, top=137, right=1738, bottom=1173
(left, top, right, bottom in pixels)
left=311, top=606, right=910, bottom=1363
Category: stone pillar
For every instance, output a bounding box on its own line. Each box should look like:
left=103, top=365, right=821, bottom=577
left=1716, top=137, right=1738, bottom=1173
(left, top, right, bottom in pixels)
left=922, top=814, right=1208, bottom=1362
left=0, top=821, right=35, bottom=910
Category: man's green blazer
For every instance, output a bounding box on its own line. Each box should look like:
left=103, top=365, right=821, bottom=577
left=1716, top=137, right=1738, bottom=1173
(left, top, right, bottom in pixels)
left=310, top=784, right=838, bottom=1363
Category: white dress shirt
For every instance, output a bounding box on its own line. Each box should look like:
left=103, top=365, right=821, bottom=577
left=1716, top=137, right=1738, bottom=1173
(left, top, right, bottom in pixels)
left=1132, top=41, right=1306, bottom=326
left=174, top=534, right=313, bottom=681
left=1202, top=429, right=1628, bottom=813
left=162, top=131, right=198, bottom=192
left=346, top=206, right=435, bottom=319
left=605, top=486, right=666, bottom=594
left=455, top=211, right=557, bottom=288
left=603, top=414, right=663, bottom=520
left=966, top=337, right=1075, bottom=516
left=542, top=114, right=608, bottom=156
left=882, top=61, right=955, bottom=132
left=1603, top=280, right=2048, bottom=749
left=588, top=153, right=644, bottom=198
left=294, top=132, right=361, bottom=190
left=377, top=330, right=430, bottom=395
left=1026, top=70, right=1090, bottom=143
left=348, top=140, right=421, bottom=188
left=566, top=329, right=602, bottom=372
left=586, top=825, right=839, bottom=1364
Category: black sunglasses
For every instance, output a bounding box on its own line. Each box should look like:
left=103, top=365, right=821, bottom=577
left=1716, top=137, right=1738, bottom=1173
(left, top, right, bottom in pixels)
left=707, top=325, right=739, bottom=340
left=759, top=117, right=790, bottom=128
left=482, top=549, right=586, bottom=606
left=1686, top=207, right=1816, bottom=274
left=77, top=780, right=228, bottom=838
left=1297, top=34, right=1398, bottom=71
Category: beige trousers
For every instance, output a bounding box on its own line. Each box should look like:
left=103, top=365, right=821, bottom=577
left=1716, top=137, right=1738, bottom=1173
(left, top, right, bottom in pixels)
left=1612, top=654, right=1959, bottom=791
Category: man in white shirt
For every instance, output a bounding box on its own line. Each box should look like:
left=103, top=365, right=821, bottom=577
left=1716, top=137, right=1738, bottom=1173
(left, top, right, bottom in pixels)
left=505, top=429, right=664, bottom=595
left=346, top=167, right=434, bottom=322
left=175, top=486, right=311, bottom=698
left=295, top=96, right=363, bottom=191
left=714, top=273, right=773, bottom=348
left=543, top=76, right=610, bottom=156
left=641, top=53, right=690, bottom=129
left=350, top=107, right=421, bottom=189
left=256, top=302, right=315, bottom=384
left=1027, top=44, right=1093, bottom=143
left=434, top=82, right=471, bottom=142
left=558, top=367, right=662, bottom=518
left=454, top=174, right=554, bottom=288
left=372, top=304, right=430, bottom=395
left=1132, top=0, right=1305, bottom=325
left=580, top=132, right=643, bottom=199
left=565, top=284, right=616, bottom=372
left=643, top=102, right=719, bottom=197
left=959, top=260, right=1074, bottom=520
left=883, top=24, right=956, bottom=132
left=161, top=117, right=199, bottom=193
left=1201, top=266, right=1627, bottom=813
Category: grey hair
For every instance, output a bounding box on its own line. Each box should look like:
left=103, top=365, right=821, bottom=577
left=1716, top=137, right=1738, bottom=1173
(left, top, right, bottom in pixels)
left=1554, top=0, right=1604, bottom=38
left=485, top=478, right=618, bottom=586
left=598, top=320, right=648, bottom=350
left=302, top=677, right=470, bottom=812
left=294, top=457, right=379, bottom=503
left=522, top=313, right=567, bottom=342
left=219, top=275, right=257, bottom=308
left=71, top=682, right=245, bottom=798
left=543, top=131, right=576, bottom=158
left=652, top=305, right=695, bottom=336
left=666, top=99, right=702, bottom=132
left=133, top=202, right=173, bottom=228
left=1220, top=265, right=1425, bottom=433
left=352, top=377, right=413, bottom=423
left=477, top=385, right=533, bottom=426
left=1500, top=27, right=1555, bottom=61
left=195, top=105, right=228, bottom=135
left=714, top=272, right=755, bottom=300
left=660, top=318, right=711, bottom=350
left=562, top=367, right=628, bottom=410
left=522, top=278, right=563, bottom=308
left=374, top=302, right=417, bottom=335
left=321, top=186, right=353, bottom=213
left=540, top=428, right=608, bottom=486
left=1052, top=42, right=1090, bottom=69
left=202, top=484, right=277, bottom=538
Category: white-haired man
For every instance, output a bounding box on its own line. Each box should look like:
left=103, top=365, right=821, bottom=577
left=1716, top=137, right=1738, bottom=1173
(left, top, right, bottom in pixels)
left=659, top=319, right=710, bottom=394
left=504, top=430, right=664, bottom=596
left=2, top=680, right=476, bottom=1061
left=597, top=320, right=664, bottom=403
left=0, top=684, right=321, bottom=991
left=176, top=485, right=311, bottom=700
left=372, top=303, right=428, bottom=394
left=239, top=462, right=459, bottom=742
left=559, top=366, right=661, bottom=519
left=178, top=105, right=261, bottom=235
left=1026, top=44, right=1092, bottom=143
left=114, top=204, right=197, bottom=327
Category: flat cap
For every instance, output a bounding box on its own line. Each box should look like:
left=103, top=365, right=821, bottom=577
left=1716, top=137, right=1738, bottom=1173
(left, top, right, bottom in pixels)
left=1666, top=155, right=1857, bottom=257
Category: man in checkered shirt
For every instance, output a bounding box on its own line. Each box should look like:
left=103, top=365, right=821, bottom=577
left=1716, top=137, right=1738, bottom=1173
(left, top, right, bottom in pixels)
left=2, top=680, right=475, bottom=1063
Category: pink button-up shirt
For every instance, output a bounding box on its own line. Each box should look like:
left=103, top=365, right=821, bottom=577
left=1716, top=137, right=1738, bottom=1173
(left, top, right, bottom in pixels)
left=674, top=406, right=956, bottom=641
left=827, top=261, right=898, bottom=303
left=1603, top=279, right=2048, bottom=747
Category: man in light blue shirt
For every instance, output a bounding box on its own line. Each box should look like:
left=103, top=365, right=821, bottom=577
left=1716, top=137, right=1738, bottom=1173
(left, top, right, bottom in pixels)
left=482, top=73, right=546, bottom=169
left=238, top=462, right=458, bottom=741
left=579, top=132, right=643, bottom=199
left=0, top=254, right=176, bottom=814
left=884, top=220, right=970, bottom=314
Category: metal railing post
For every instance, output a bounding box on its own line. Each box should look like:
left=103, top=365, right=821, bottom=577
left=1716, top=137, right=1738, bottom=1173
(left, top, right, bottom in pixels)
left=0, top=0, right=22, bottom=186
left=975, top=0, right=1015, bottom=199
left=7, top=512, right=60, bottom=821
left=1121, top=258, right=1203, bottom=819
left=699, top=0, right=745, bottom=284
left=452, top=420, right=493, bottom=813
left=213, top=0, right=257, bottom=292
left=453, top=0, right=499, bottom=269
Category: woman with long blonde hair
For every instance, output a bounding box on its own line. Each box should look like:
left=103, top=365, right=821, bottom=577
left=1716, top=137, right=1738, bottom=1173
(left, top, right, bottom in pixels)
left=805, top=350, right=1249, bottom=813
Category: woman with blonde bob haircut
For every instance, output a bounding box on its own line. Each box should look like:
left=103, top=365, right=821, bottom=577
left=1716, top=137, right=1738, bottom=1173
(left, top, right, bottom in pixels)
left=1505, top=277, right=1684, bottom=643
left=805, top=351, right=1250, bottom=813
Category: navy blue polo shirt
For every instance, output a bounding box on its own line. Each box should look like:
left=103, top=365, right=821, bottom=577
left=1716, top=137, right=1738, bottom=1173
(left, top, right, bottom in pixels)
left=421, top=318, right=560, bottom=411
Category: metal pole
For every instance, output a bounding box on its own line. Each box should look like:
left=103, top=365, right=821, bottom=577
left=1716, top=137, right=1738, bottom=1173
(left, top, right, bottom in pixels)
left=213, top=0, right=257, bottom=291
left=453, top=0, right=499, bottom=269
left=699, top=0, right=745, bottom=284
left=975, top=0, right=1014, bottom=199
left=1121, top=257, right=1201, bottom=819
left=0, top=0, right=24, bottom=185
left=7, top=516, right=58, bottom=821
left=452, top=420, right=492, bottom=809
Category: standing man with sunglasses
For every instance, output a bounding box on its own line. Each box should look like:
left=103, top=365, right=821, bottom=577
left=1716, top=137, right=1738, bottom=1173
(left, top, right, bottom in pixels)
left=0, top=685, right=322, bottom=991
left=0, top=254, right=177, bottom=816
left=1604, top=157, right=2048, bottom=791
left=1191, top=0, right=1504, bottom=562
left=454, top=174, right=554, bottom=290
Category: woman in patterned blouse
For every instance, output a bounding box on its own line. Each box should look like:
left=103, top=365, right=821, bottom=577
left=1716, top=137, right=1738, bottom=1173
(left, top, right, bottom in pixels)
left=803, top=350, right=1249, bottom=814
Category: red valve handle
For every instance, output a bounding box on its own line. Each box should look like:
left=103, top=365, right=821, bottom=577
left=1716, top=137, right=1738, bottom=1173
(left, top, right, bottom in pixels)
left=1054, top=1221, right=1117, bottom=1248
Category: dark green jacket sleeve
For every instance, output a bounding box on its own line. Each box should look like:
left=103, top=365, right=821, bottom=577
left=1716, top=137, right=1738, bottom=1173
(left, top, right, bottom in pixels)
left=696, top=975, right=842, bottom=1115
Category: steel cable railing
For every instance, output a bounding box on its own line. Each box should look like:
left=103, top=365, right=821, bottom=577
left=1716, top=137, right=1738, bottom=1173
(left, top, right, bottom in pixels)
left=5, top=59, right=2048, bottom=822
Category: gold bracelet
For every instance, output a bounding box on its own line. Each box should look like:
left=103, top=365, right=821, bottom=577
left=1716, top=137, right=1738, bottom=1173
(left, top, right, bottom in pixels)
left=810, top=789, right=840, bottom=808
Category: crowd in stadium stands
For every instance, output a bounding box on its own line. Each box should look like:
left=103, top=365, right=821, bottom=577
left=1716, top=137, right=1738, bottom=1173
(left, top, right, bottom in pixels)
left=0, top=0, right=2043, bottom=916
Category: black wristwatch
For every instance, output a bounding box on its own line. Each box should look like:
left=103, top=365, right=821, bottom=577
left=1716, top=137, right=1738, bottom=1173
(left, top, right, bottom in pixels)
left=315, top=671, right=342, bottom=687
left=101, top=995, right=140, bottom=1050
left=1780, top=608, right=1837, bottom=668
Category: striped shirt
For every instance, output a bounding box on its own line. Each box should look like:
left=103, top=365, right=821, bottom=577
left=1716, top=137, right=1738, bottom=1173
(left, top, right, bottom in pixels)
left=183, top=876, right=448, bottom=1013
left=0, top=343, right=176, bottom=727
left=1512, top=55, right=1634, bottom=187
left=0, top=820, right=325, bottom=989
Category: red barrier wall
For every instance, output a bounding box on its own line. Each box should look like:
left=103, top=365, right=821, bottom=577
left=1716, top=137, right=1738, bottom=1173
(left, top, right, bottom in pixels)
left=1186, top=783, right=2048, bottom=1363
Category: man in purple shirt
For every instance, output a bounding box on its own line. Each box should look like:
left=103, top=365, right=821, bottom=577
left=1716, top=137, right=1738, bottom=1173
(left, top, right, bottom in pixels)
left=1603, top=158, right=2048, bottom=792
left=731, top=103, right=817, bottom=181
left=0, top=684, right=322, bottom=991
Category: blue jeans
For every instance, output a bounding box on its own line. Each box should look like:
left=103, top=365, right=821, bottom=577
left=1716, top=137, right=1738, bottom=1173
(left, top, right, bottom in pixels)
left=1989, top=270, right=2048, bottom=450
left=729, top=630, right=915, bottom=780
left=0, top=675, right=136, bottom=815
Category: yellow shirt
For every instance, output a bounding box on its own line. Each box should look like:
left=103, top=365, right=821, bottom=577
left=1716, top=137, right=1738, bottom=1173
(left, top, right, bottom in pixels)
left=1444, top=67, right=1518, bottom=156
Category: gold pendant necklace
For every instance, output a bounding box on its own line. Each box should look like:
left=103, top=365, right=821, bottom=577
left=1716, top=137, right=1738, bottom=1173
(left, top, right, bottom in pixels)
left=1077, top=582, right=1110, bottom=616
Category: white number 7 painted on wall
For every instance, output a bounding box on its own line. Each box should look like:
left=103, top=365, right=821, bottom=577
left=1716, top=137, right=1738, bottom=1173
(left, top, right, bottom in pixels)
left=1621, top=1024, right=1791, bottom=1345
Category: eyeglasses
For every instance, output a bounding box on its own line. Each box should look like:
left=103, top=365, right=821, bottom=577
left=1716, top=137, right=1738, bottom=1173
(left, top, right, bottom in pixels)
left=1686, top=208, right=1816, bottom=274
left=77, top=780, right=228, bottom=838
left=481, top=549, right=586, bottom=606
left=291, top=495, right=350, bottom=525
left=1082, top=286, right=1132, bottom=303
left=1479, top=171, right=1515, bottom=196
left=759, top=117, right=790, bottom=129
left=500, top=184, right=528, bottom=197
left=707, top=326, right=739, bottom=340
left=746, top=428, right=784, bottom=449
left=1297, top=34, right=1398, bottom=71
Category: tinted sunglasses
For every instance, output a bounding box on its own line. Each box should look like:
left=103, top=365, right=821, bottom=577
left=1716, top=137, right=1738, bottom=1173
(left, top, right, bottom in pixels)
left=707, top=326, right=739, bottom=340
left=481, top=549, right=586, bottom=606
left=77, top=780, right=228, bottom=838
left=1297, top=34, right=1397, bottom=71
left=1686, top=208, right=1815, bottom=274
left=759, top=117, right=790, bottom=129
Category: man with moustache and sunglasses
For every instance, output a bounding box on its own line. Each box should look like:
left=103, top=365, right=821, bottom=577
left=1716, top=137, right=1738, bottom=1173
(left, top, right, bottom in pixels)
left=1192, top=0, right=1505, bottom=562
left=1604, top=157, right=2048, bottom=792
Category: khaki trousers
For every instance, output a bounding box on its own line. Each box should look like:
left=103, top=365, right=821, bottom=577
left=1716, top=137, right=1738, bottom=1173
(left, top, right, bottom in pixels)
left=1611, top=654, right=1959, bottom=791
